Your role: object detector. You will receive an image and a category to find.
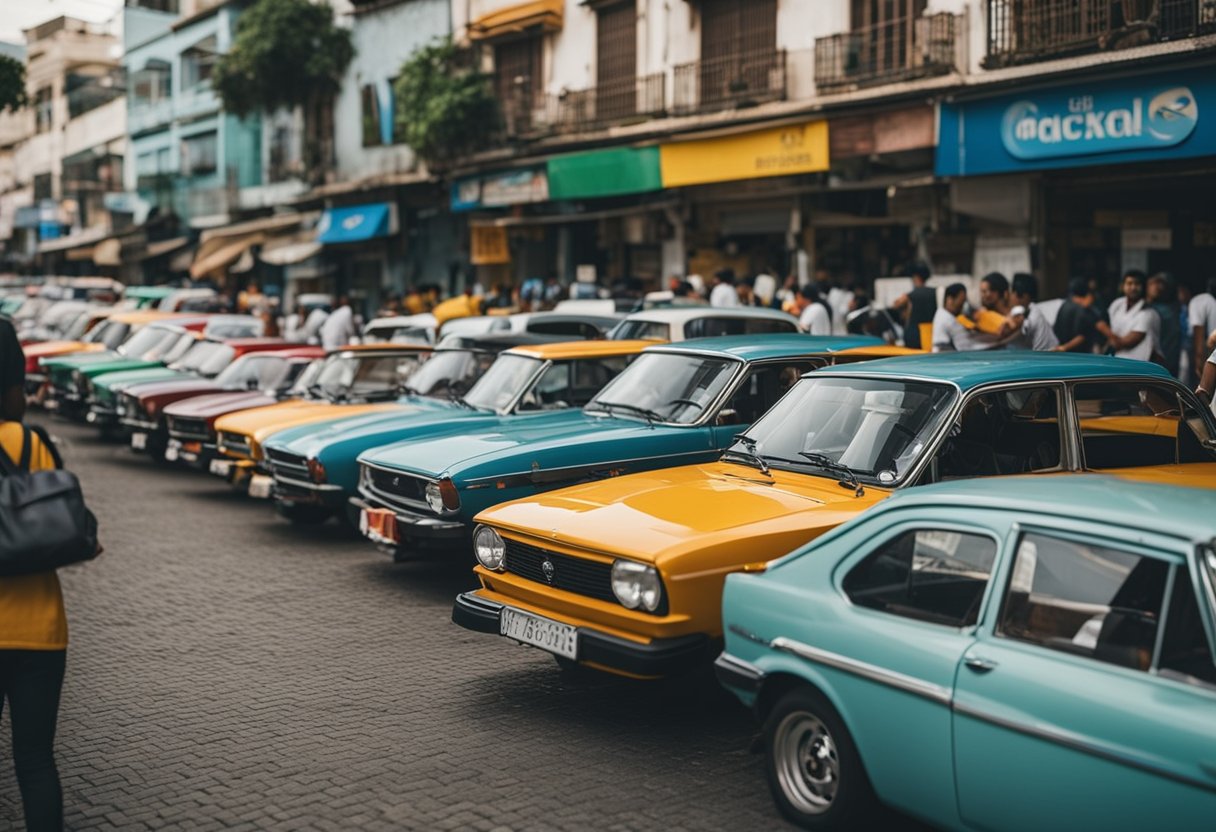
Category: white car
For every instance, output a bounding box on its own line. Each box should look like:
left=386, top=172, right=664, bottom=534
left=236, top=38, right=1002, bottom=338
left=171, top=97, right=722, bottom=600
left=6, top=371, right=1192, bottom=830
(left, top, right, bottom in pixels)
left=362, top=313, right=438, bottom=345
left=607, top=306, right=800, bottom=341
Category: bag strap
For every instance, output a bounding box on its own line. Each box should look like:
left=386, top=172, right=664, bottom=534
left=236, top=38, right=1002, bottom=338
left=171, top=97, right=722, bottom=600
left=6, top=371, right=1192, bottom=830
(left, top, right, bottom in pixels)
left=19, top=424, right=32, bottom=470
left=28, top=424, right=62, bottom=470
left=0, top=425, right=21, bottom=477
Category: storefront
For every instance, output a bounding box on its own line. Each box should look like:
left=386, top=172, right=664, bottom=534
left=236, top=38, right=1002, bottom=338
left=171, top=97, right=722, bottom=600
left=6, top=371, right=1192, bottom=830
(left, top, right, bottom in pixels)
left=315, top=200, right=400, bottom=316
left=937, top=66, right=1216, bottom=295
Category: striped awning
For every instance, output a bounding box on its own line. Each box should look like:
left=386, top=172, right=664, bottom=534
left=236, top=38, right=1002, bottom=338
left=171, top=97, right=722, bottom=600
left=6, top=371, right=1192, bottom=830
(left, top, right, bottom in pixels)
left=468, top=0, right=562, bottom=40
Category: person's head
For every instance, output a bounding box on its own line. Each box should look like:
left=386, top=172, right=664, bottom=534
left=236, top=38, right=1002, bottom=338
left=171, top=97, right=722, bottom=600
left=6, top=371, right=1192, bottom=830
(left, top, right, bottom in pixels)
left=943, top=283, right=968, bottom=314
left=736, top=276, right=755, bottom=300
left=798, top=284, right=822, bottom=304
left=1011, top=273, right=1037, bottom=306
left=1121, top=269, right=1147, bottom=303
left=246, top=282, right=259, bottom=294
left=908, top=261, right=931, bottom=286
left=1147, top=271, right=1174, bottom=305
left=1068, top=277, right=1093, bottom=305
left=979, top=272, right=1010, bottom=311
left=673, top=281, right=694, bottom=298
left=714, top=268, right=736, bottom=286
left=336, top=295, right=350, bottom=308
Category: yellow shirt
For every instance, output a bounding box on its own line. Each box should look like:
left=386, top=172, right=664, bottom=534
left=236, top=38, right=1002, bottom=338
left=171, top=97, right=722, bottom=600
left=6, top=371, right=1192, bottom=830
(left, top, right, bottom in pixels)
left=0, top=423, right=68, bottom=651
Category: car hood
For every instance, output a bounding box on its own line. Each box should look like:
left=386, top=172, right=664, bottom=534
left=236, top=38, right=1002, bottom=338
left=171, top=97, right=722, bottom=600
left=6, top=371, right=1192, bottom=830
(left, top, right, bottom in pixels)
left=163, top=391, right=279, bottom=421
left=128, top=378, right=220, bottom=404
left=214, top=400, right=404, bottom=446
left=93, top=366, right=180, bottom=391
left=376, top=412, right=686, bottom=479
left=478, top=461, right=891, bottom=568
left=82, top=359, right=163, bottom=380
left=25, top=341, right=103, bottom=359
left=266, top=399, right=464, bottom=458
left=43, top=350, right=120, bottom=370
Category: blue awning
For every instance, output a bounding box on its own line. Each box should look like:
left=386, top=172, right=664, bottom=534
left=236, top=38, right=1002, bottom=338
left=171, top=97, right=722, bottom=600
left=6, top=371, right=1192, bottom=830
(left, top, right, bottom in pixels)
left=316, top=202, right=395, bottom=244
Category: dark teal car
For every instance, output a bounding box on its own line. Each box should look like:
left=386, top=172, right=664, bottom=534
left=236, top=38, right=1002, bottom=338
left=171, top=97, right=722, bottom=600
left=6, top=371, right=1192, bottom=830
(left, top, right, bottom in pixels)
left=351, top=335, right=891, bottom=555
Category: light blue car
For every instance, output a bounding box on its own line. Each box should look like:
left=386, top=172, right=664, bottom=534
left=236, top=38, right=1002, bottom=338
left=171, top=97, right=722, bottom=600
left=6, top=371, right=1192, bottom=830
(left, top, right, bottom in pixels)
left=716, top=476, right=1216, bottom=831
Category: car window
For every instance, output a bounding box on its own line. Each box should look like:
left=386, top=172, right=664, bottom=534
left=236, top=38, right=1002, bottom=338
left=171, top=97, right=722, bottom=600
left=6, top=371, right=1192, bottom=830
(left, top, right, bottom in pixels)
left=588, top=352, right=737, bottom=424
left=216, top=355, right=290, bottom=391
left=610, top=320, right=670, bottom=341
left=1073, top=382, right=1216, bottom=468
left=570, top=357, right=629, bottom=406
left=464, top=354, right=545, bottom=412
left=718, top=360, right=824, bottom=426
left=998, top=532, right=1169, bottom=672
left=843, top=529, right=997, bottom=627
left=1157, top=568, right=1216, bottom=687
left=518, top=362, right=572, bottom=411
left=932, top=387, right=1062, bottom=480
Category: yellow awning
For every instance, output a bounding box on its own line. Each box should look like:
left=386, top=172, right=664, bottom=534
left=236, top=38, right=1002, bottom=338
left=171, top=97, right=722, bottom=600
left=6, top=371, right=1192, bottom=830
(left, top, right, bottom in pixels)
left=190, top=235, right=259, bottom=279
left=92, top=237, right=123, bottom=266
left=469, top=0, right=562, bottom=40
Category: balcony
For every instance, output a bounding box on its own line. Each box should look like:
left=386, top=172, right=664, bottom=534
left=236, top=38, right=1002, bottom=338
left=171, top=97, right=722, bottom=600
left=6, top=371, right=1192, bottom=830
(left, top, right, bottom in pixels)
left=672, top=48, right=788, bottom=115
left=985, top=0, right=1216, bottom=68
left=504, top=73, right=667, bottom=139
left=816, top=13, right=960, bottom=92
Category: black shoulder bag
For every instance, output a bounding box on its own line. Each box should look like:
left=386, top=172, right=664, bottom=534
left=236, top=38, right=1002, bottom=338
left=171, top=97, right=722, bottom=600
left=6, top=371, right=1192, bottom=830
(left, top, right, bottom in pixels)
left=0, top=425, right=99, bottom=576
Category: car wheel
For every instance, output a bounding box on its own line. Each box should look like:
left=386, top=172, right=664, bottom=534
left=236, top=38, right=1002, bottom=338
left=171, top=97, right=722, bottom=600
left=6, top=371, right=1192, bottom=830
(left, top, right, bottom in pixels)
left=273, top=500, right=331, bottom=526
left=763, top=687, right=876, bottom=830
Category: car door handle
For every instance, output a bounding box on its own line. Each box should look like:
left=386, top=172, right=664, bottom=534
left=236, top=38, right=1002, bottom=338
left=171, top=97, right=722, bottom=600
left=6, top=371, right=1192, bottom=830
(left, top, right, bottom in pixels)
left=964, top=656, right=999, bottom=673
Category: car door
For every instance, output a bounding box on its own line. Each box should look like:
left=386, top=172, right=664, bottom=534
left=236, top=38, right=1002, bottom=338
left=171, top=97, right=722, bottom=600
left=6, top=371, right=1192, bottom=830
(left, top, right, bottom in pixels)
left=812, top=517, right=1001, bottom=826
left=710, top=359, right=825, bottom=448
left=952, top=527, right=1216, bottom=832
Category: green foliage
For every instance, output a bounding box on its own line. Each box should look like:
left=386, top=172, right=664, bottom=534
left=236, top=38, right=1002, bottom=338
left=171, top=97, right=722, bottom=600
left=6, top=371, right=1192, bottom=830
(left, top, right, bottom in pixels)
left=212, top=0, right=353, bottom=117
left=0, top=55, right=27, bottom=113
left=394, top=39, right=499, bottom=166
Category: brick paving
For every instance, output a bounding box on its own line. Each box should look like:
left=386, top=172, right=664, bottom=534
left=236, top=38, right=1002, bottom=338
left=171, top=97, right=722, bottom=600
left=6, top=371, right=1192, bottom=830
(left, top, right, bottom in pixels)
left=0, top=417, right=804, bottom=831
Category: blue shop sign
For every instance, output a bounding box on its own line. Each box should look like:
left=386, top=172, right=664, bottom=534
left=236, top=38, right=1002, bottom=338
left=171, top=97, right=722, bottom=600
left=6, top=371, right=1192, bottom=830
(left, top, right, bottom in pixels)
left=316, top=202, right=396, bottom=245
left=937, top=69, right=1214, bottom=176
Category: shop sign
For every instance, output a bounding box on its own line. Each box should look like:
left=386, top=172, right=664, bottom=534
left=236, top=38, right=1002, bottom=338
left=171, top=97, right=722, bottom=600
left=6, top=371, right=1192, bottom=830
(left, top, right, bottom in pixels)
left=481, top=168, right=549, bottom=207
left=937, top=69, right=1215, bottom=176
left=1121, top=228, right=1172, bottom=250
left=470, top=224, right=510, bottom=265
left=659, top=121, right=829, bottom=188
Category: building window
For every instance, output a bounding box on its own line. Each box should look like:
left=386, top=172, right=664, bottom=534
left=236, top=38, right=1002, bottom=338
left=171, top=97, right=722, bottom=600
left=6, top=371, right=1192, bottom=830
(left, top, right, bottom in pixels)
left=34, top=87, right=54, bottom=134
left=181, top=35, right=218, bottom=90
left=390, top=76, right=406, bottom=145
left=595, top=1, right=638, bottom=122
left=33, top=173, right=53, bottom=201
left=360, top=83, right=382, bottom=147
left=673, top=0, right=781, bottom=113
left=181, top=131, right=218, bottom=177
left=131, top=59, right=172, bottom=108
left=131, top=0, right=180, bottom=12
left=495, top=37, right=542, bottom=135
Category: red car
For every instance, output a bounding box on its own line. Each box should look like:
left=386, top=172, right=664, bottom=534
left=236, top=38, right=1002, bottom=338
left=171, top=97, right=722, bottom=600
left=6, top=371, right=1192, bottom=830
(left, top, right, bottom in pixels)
left=161, top=347, right=324, bottom=467
left=118, top=338, right=298, bottom=459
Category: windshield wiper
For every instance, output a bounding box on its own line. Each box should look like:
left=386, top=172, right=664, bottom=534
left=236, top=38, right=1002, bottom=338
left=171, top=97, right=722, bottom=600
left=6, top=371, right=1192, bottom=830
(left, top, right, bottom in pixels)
left=592, top=400, right=662, bottom=425
left=306, top=383, right=334, bottom=402
left=722, top=434, right=770, bottom=477
left=446, top=390, right=473, bottom=409
left=799, top=452, right=865, bottom=497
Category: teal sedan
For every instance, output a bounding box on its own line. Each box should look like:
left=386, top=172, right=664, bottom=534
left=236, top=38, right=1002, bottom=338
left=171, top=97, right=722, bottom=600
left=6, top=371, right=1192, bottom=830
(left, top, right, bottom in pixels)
left=353, top=335, right=891, bottom=554
left=717, top=476, right=1216, bottom=831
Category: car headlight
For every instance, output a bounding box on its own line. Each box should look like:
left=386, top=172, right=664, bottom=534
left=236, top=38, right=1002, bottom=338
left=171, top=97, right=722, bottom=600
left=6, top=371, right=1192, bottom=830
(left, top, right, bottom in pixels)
left=306, top=457, right=326, bottom=483
left=473, top=525, right=505, bottom=571
left=611, top=559, right=663, bottom=612
left=424, top=478, right=460, bottom=515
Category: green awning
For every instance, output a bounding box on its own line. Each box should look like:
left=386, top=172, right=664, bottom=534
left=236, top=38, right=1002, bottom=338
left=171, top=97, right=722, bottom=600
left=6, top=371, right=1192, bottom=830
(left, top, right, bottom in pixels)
left=546, top=146, right=663, bottom=200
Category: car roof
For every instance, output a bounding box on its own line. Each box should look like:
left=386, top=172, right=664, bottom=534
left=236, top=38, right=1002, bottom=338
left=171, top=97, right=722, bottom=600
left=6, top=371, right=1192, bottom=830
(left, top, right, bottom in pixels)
left=364, top=313, right=437, bottom=329
left=646, top=333, right=884, bottom=361
left=812, top=350, right=1174, bottom=388
left=881, top=475, right=1216, bottom=544
left=507, top=339, right=657, bottom=360
left=110, top=309, right=193, bottom=324
left=263, top=347, right=326, bottom=359
left=220, top=337, right=289, bottom=348
left=328, top=343, right=435, bottom=355
left=449, top=332, right=570, bottom=351
left=621, top=306, right=798, bottom=324
left=124, top=286, right=176, bottom=299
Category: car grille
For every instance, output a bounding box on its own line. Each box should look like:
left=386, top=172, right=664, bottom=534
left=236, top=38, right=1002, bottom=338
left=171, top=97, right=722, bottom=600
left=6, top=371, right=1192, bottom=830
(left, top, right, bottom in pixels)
left=361, top=464, right=430, bottom=511
left=503, top=539, right=616, bottom=605
left=266, top=447, right=310, bottom=482
left=119, top=392, right=141, bottom=417
left=219, top=431, right=251, bottom=457
left=168, top=416, right=210, bottom=441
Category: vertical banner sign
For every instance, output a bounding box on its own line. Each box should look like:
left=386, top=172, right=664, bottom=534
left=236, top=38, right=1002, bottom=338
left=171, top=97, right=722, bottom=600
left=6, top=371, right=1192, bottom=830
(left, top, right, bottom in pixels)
left=470, top=225, right=510, bottom=265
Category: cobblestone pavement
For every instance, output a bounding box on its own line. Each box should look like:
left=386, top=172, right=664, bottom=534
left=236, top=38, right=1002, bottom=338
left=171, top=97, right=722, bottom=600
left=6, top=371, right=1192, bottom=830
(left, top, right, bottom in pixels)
left=0, top=417, right=926, bottom=831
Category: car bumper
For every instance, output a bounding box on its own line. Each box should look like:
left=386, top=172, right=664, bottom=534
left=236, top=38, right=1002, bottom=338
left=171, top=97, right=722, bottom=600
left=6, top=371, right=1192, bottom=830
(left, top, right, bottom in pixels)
left=452, top=591, right=712, bottom=678
left=713, top=652, right=766, bottom=697
left=350, top=496, right=467, bottom=544
left=273, top=475, right=348, bottom=509
left=119, top=415, right=158, bottom=432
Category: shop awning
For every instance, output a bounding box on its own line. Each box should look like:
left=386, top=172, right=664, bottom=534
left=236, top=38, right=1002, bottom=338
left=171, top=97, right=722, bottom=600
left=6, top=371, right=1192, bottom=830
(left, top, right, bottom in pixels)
left=37, top=226, right=110, bottom=255
left=316, top=203, right=395, bottom=245
left=92, top=237, right=123, bottom=267
left=191, top=236, right=258, bottom=279
left=547, top=147, right=663, bottom=200
left=468, top=0, right=562, bottom=40
left=260, top=236, right=322, bottom=266
left=191, top=212, right=314, bottom=279
left=142, top=236, right=190, bottom=260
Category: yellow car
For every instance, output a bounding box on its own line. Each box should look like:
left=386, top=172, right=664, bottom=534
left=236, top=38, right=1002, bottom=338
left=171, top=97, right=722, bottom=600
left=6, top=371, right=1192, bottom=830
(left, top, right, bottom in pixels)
left=213, top=343, right=434, bottom=491
left=455, top=352, right=1216, bottom=678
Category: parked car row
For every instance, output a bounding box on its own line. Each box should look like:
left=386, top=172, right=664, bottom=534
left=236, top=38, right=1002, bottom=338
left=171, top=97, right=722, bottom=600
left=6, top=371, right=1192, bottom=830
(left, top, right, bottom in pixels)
left=20, top=295, right=1216, bottom=830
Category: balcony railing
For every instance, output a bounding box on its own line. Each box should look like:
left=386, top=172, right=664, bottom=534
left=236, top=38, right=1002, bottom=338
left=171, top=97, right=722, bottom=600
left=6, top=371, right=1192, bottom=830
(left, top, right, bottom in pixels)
left=816, top=13, right=960, bottom=92
left=499, top=73, right=666, bottom=140
left=672, top=48, right=788, bottom=115
left=985, top=0, right=1216, bottom=68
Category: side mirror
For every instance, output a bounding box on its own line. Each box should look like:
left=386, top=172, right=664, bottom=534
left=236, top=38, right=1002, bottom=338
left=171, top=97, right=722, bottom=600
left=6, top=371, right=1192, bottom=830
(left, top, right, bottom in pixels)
left=246, top=378, right=260, bottom=391
left=716, top=408, right=739, bottom=426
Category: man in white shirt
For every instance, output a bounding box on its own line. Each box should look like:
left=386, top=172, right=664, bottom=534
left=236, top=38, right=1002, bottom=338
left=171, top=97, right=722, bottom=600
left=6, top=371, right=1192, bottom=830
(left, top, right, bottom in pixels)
left=1197, top=350, right=1216, bottom=417
left=1189, top=277, right=1216, bottom=379
left=319, top=297, right=357, bottom=349
left=932, top=283, right=1002, bottom=352
left=1108, top=270, right=1158, bottom=362
left=797, top=285, right=831, bottom=335
left=1008, top=274, right=1059, bottom=351
left=709, top=269, right=741, bottom=308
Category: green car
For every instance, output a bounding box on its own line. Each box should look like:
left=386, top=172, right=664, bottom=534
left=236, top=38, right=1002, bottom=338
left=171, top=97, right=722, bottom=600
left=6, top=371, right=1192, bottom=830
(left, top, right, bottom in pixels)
left=119, top=285, right=176, bottom=310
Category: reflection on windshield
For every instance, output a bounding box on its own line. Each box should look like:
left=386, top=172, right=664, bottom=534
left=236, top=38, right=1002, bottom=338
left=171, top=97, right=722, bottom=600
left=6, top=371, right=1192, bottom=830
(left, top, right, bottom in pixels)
left=117, top=326, right=173, bottom=358
left=463, top=354, right=543, bottom=412
left=309, top=353, right=424, bottom=401
left=609, top=320, right=671, bottom=341
left=156, top=333, right=196, bottom=363
left=216, top=355, right=290, bottom=391
left=588, top=353, right=735, bottom=424
left=172, top=341, right=229, bottom=373
left=403, top=350, right=494, bottom=398
left=288, top=360, right=324, bottom=396
left=731, top=376, right=955, bottom=484
left=197, top=344, right=236, bottom=376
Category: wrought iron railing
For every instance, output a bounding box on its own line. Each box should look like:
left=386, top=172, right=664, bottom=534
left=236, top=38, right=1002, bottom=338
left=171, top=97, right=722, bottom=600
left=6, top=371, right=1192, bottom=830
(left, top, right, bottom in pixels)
left=985, top=0, right=1216, bottom=67
left=816, top=12, right=959, bottom=91
left=671, top=48, right=788, bottom=115
left=499, top=73, right=666, bottom=139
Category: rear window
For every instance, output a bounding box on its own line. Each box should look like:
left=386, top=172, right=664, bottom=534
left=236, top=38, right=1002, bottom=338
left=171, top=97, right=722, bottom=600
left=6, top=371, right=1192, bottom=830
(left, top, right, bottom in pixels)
left=684, top=316, right=797, bottom=339
left=609, top=320, right=671, bottom=341
left=1073, top=382, right=1216, bottom=469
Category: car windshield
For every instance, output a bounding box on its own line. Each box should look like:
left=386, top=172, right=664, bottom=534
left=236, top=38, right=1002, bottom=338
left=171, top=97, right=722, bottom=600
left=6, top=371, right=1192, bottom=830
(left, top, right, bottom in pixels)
left=402, top=349, right=495, bottom=398
left=117, top=326, right=175, bottom=358
left=61, top=312, right=94, bottom=341
left=309, top=352, right=425, bottom=402
left=216, top=355, right=291, bottom=391
left=151, top=332, right=195, bottom=362
left=463, top=353, right=545, bottom=412
left=171, top=341, right=230, bottom=374
left=287, top=360, right=324, bottom=396
left=609, top=319, right=671, bottom=341
left=196, top=344, right=237, bottom=376
left=730, top=376, right=956, bottom=485
left=587, top=352, right=736, bottom=425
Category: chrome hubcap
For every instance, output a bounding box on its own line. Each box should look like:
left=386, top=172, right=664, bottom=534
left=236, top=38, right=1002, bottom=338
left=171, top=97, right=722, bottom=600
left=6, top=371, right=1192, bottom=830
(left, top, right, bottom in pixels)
left=774, top=711, right=839, bottom=814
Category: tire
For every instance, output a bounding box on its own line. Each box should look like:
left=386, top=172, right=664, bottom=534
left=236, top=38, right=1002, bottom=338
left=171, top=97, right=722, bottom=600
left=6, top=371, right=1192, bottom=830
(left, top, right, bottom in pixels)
left=273, top=499, right=331, bottom=526
left=762, top=686, right=877, bottom=830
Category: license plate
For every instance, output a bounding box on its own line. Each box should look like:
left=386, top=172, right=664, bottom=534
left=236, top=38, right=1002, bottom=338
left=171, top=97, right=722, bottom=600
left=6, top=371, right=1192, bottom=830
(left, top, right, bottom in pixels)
left=359, top=507, right=399, bottom=545
left=183, top=441, right=202, bottom=454
left=248, top=474, right=274, bottom=499
left=164, top=442, right=179, bottom=462
left=210, top=459, right=232, bottom=477
left=45, top=399, right=59, bottom=411
left=130, top=432, right=147, bottom=450
left=500, top=607, right=578, bottom=660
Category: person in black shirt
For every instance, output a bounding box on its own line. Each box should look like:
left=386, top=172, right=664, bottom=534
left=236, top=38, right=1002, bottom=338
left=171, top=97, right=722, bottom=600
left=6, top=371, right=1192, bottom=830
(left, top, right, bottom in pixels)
left=892, top=262, right=936, bottom=350
left=0, top=315, right=25, bottom=422
left=1053, top=277, right=1113, bottom=353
